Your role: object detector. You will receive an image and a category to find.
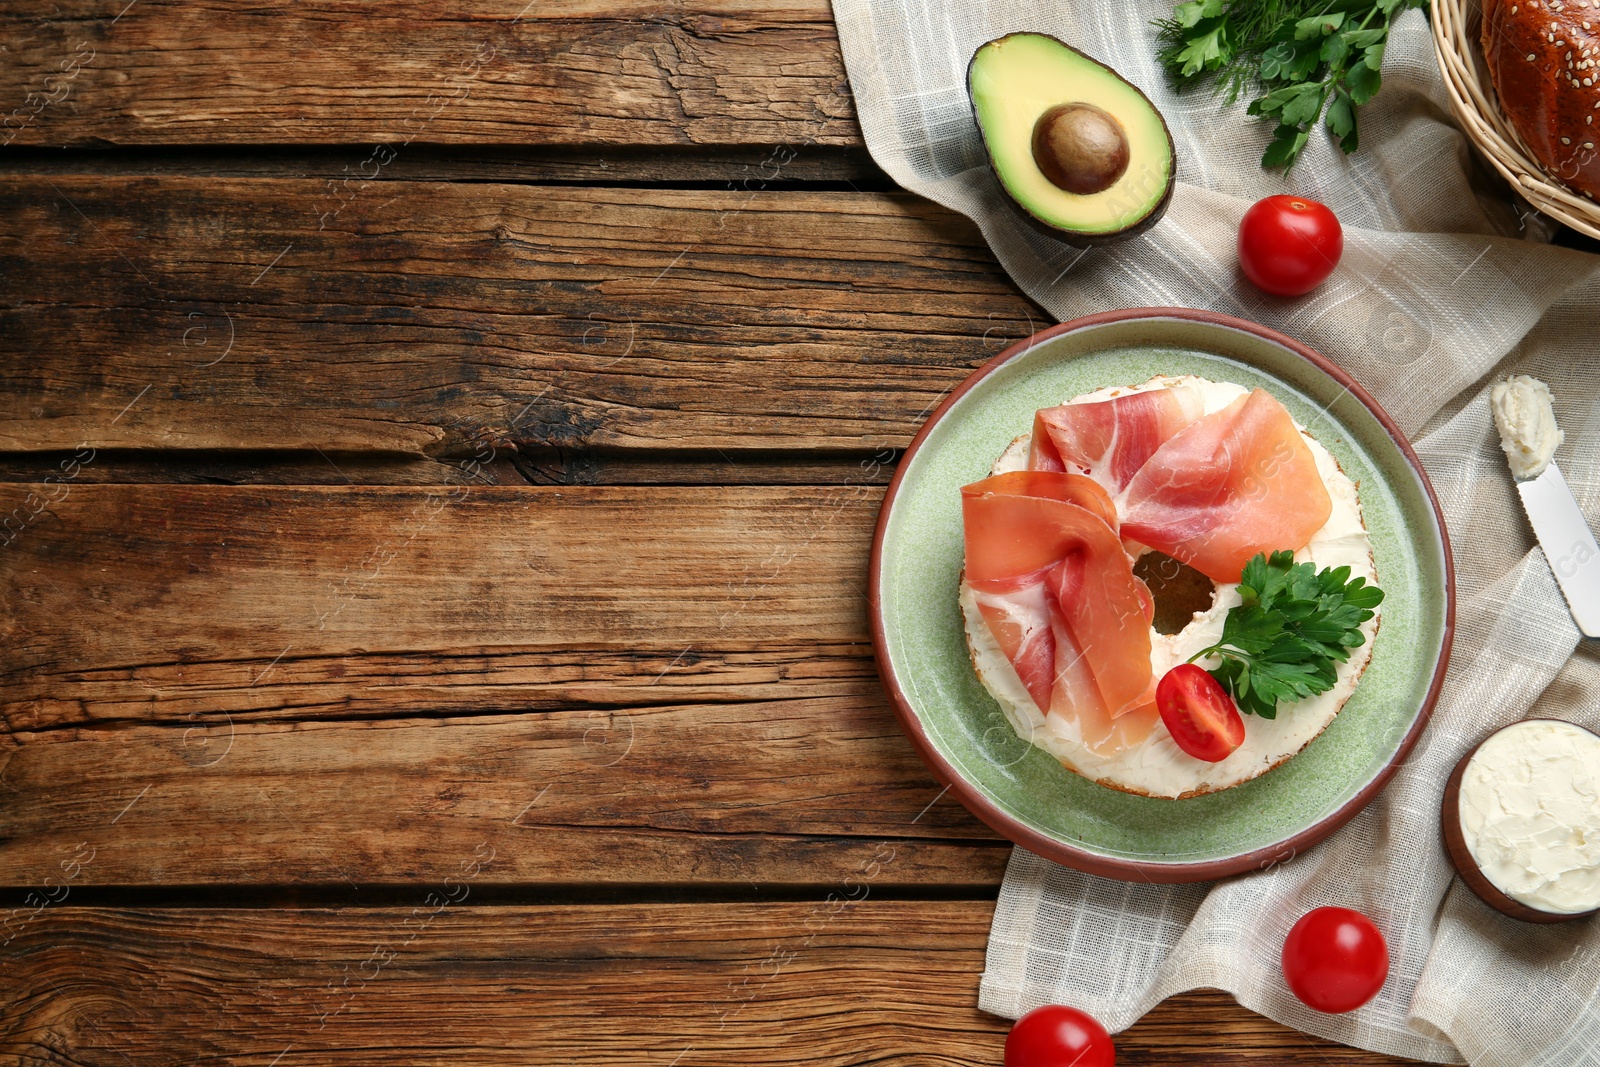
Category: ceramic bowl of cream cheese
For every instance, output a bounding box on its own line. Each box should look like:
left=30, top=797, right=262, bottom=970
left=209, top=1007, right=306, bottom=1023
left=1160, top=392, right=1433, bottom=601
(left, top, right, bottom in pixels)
left=1442, top=718, right=1600, bottom=923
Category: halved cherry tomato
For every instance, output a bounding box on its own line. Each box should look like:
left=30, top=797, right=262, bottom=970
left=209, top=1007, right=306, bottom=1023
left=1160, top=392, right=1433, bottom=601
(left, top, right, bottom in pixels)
left=1004, top=1004, right=1115, bottom=1067
left=1237, top=194, right=1343, bottom=296
left=1281, top=906, right=1390, bottom=1013
left=1155, top=664, right=1245, bottom=762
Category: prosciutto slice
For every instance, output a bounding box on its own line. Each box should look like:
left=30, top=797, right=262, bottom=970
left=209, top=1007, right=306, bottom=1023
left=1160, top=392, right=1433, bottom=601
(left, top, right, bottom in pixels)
left=1120, top=388, right=1333, bottom=583
left=1028, top=383, right=1206, bottom=494
left=962, top=472, right=1160, bottom=753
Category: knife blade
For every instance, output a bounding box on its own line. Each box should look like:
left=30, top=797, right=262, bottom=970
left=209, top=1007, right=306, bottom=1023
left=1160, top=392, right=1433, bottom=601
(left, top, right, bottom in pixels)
left=1516, top=461, right=1600, bottom=638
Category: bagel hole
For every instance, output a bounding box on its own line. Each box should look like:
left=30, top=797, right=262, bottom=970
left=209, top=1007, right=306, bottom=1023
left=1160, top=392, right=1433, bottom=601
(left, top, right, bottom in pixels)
left=1133, top=551, right=1215, bottom=635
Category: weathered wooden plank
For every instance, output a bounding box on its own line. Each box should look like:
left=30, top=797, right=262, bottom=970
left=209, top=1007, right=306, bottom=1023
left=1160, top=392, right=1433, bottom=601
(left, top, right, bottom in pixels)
left=0, top=484, right=880, bottom=721
left=0, top=694, right=1002, bottom=888
left=0, top=1, right=856, bottom=148
left=0, top=903, right=1414, bottom=1065
left=0, top=179, right=1039, bottom=454
left=8, top=642, right=877, bottom=728
left=0, top=483, right=1002, bottom=888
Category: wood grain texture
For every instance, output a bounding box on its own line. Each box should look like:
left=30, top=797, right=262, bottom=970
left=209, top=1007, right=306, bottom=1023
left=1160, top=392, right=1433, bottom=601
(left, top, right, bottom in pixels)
left=0, top=178, right=1039, bottom=454
left=0, top=482, right=1007, bottom=887
left=0, top=694, right=1002, bottom=888
left=0, top=1, right=856, bottom=148
left=1, top=483, right=879, bottom=720
left=0, top=903, right=1420, bottom=1065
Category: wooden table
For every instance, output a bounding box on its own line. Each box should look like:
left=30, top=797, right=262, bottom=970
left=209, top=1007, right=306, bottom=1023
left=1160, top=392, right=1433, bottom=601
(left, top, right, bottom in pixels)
left=0, top=4, right=1417, bottom=1063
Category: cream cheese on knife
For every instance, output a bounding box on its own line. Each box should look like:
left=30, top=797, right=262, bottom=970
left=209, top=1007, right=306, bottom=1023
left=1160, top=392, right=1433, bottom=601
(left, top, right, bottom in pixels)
left=1491, top=375, right=1563, bottom=480
left=1489, top=374, right=1600, bottom=637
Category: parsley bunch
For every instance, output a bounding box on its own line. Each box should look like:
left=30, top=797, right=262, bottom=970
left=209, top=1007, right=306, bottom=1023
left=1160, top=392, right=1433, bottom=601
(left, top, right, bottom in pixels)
left=1154, top=0, right=1427, bottom=169
left=1189, top=550, right=1383, bottom=718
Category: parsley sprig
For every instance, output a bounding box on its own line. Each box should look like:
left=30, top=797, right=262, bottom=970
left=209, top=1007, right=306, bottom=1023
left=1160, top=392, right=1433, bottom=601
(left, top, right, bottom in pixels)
left=1188, top=550, right=1383, bottom=719
left=1154, top=0, right=1426, bottom=169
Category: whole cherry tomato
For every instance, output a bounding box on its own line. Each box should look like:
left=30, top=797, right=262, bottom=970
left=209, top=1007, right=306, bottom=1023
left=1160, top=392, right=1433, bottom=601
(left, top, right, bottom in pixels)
left=1237, top=194, right=1343, bottom=296
left=1281, top=906, right=1390, bottom=1013
left=1155, top=664, right=1245, bottom=762
left=1004, top=1005, right=1115, bottom=1067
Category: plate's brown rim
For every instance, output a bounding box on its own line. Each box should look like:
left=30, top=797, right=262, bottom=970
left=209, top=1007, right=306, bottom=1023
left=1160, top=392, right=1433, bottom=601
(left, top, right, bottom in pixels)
left=1441, top=718, right=1600, bottom=923
left=867, top=306, right=1457, bottom=884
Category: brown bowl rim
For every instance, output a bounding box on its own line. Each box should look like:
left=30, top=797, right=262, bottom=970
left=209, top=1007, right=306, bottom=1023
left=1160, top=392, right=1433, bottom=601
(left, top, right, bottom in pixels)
left=1441, top=717, right=1600, bottom=923
left=867, top=306, right=1457, bottom=884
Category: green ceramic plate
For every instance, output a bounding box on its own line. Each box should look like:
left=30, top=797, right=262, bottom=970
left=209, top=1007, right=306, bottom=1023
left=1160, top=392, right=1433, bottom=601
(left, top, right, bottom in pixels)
left=869, top=308, right=1454, bottom=883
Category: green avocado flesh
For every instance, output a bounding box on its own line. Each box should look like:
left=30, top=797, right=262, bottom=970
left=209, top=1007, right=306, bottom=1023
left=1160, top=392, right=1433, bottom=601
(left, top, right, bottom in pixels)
left=969, top=33, right=1174, bottom=239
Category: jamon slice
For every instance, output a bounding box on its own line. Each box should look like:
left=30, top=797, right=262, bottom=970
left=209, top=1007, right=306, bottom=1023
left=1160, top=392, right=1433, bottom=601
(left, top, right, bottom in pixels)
left=1028, top=382, right=1205, bottom=494
left=1120, top=389, right=1333, bottom=583
left=963, top=469, right=1119, bottom=535
left=968, top=580, right=1057, bottom=719
left=962, top=472, right=1160, bottom=752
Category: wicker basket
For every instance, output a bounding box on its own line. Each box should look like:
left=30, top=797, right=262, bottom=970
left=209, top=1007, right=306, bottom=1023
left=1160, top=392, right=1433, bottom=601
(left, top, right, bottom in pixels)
left=1433, top=0, right=1600, bottom=239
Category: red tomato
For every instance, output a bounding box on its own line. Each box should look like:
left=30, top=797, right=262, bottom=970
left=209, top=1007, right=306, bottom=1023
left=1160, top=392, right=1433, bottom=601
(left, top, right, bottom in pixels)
left=1282, top=906, right=1390, bottom=1013
left=1237, top=194, right=1343, bottom=296
left=1004, top=1005, right=1115, bottom=1067
left=1155, top=664, right=1245, bottom=762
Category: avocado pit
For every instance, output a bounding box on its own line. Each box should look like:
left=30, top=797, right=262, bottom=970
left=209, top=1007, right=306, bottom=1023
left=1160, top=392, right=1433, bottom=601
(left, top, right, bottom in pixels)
left=1031, top=103, right=1130, bottom=196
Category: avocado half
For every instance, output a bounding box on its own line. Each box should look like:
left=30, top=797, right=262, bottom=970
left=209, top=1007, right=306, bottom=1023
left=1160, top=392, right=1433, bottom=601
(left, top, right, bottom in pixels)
left=968, top=33, right=1176, bottom=245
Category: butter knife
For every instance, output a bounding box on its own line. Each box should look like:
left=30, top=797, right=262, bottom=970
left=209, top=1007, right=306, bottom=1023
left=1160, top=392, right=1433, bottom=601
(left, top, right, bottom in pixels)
left=1515, top=463, right=1600, bottom=638
left=1492, top=376, right=1600, bottom=638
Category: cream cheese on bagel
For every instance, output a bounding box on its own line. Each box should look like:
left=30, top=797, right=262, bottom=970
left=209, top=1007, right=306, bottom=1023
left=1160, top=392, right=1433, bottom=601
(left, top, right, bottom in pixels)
left=961, top=375, right=1379, bottom=798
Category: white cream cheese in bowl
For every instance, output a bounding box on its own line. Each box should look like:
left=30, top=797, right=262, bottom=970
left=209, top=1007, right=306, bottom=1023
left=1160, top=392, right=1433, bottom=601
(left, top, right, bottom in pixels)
left=1454, top=719, right=1600, bottom=918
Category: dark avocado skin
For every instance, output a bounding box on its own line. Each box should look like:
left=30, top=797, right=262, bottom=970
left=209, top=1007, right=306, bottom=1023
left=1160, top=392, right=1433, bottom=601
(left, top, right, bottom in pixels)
left=967, top=32, right=1177, bottom=247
